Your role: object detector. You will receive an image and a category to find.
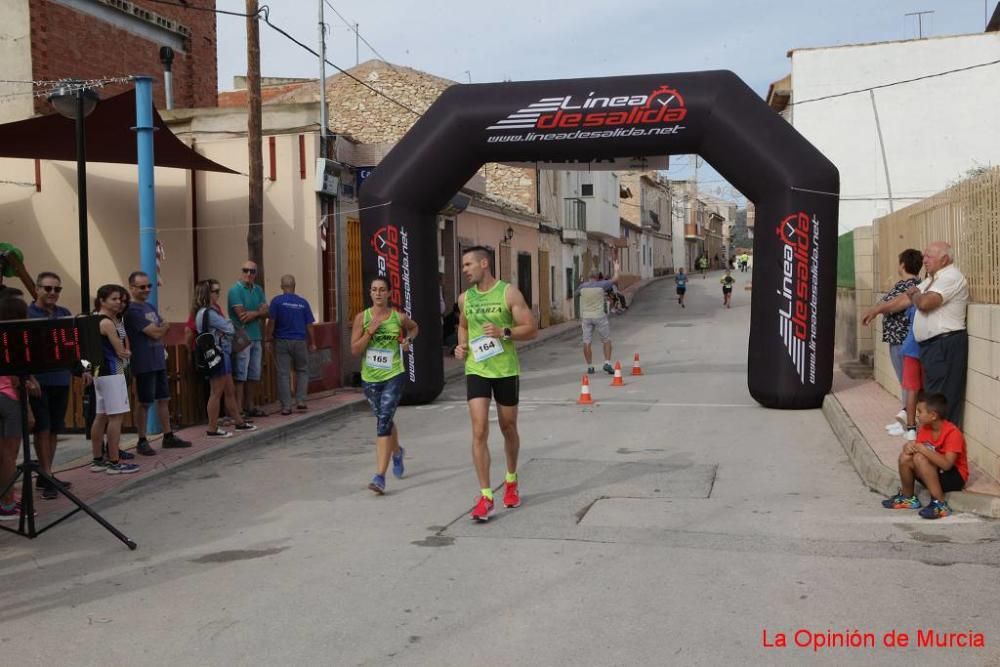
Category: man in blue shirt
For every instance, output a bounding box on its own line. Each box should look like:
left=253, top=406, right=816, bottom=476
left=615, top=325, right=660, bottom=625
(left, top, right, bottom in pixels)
left=228, top=260, right=268, bottom=418
left=27, top=272, right=74, bottom=499
left=125, top=271, right=191, bottom=455
left=265, top=274, right=316, bottom=414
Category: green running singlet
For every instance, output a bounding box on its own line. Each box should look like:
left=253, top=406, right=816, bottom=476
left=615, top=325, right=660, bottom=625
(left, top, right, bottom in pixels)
left=361, top=308, right=404, bottom=383
left=463, top=280, right=519, bottom=378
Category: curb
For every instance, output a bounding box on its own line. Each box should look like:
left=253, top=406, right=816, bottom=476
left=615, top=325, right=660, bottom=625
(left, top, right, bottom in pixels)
left=80, top=394, right=371, bottom=513
left=822, top=393, right=1000, bottom=519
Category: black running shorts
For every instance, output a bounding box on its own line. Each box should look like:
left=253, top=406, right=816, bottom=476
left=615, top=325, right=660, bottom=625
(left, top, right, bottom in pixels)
left=466, top=374, right=519, bottom=406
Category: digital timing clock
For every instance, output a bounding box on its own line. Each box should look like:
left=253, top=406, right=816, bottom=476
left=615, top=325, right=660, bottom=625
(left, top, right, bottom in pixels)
left=0, top=315, right=102, bottom=376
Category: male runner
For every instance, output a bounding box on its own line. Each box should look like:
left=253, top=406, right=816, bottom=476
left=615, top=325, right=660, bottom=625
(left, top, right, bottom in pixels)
left=455, top=246, right=537, bottom=522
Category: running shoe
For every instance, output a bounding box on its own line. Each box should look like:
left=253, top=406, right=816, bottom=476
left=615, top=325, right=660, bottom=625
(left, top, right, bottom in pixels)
left=90, top=458, right=109, bottom=473
left=895, top=409, right=907, bottom=425
left=886, top=423, right=905, bottom=436
left=36, top=476, right=72, bottom=491
left=503, top=481, right=521, bottom=508
left=587, top=367, right=595, bottom=375
left=105, top=461, right=140, bottom=475
left=368, top=474, right=386, bottom=495
left=392, top=446, right=406, bottom=479
left=904, top=429, right=917, bottom=442
left=471, top=495, right=495, bottom=522
left=234, top=423, right=258, bottom=432
left=119, top=449, right=136, bottom=460
left=919, top=499, right=952, bottom=520
left=206, top=429, right=233, bottom=438
left=882, top=494, right=921, bottom=509
left=41, top=487, right=57, bottom=501
left=602, top=362, right=614, bottom=375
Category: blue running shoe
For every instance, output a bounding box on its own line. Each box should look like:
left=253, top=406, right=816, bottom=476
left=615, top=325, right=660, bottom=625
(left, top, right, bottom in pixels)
left=368, top=474, right=386, bottom=495
left=881, top=493, right=905, bottom=508
left=918, top=499, right=951, bottom=519
left=392, top=446, right=405, bottom=479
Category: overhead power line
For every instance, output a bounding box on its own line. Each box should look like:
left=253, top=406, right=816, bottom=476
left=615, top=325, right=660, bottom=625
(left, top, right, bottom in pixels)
left=323, top=0, right=392, bottom=64
left=791, top=58, right=1000, bottom=106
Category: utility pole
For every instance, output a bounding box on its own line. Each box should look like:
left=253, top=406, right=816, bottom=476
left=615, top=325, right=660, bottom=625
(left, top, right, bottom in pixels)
left=355, top=23, right=360, bottom=65
left=318, top=0, right=328, bottom=153
left=246, top=0, right=264, bottom=286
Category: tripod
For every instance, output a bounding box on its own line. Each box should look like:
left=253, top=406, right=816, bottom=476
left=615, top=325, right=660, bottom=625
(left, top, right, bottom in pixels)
left=0, top=378, right=137, bottom=550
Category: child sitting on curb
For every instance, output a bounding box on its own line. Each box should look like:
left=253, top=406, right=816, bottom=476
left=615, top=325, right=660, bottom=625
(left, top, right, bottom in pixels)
left=881, top=392, right=968, bottom=519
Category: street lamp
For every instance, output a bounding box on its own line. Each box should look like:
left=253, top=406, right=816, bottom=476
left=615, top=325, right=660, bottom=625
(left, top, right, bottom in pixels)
left=48, top=81, right=99, bottom=313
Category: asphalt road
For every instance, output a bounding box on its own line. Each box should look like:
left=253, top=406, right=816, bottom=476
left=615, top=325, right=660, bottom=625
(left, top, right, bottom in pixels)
left=3, top=273, right=999, bottom=666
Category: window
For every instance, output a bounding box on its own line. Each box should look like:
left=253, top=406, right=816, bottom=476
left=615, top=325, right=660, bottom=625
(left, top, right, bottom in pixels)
left=581, top=183, right=594, bottom=197
left=566, top=267, right=574, bottom=299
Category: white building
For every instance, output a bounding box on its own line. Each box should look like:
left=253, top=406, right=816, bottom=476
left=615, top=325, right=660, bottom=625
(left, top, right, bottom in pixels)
left=767, top=29, right=1000, bottom=232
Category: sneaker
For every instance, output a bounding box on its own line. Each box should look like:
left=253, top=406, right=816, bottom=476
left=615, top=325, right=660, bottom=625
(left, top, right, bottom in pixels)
left=35, top=476, right=72, bottom=491
left=206, top=429, right=233, bottom=438
left=368, top=474, right=386, bottom=495
left=41, top=486, right=57, bottom=500
left=882, top=494, right=921, bottom=509
left=503, top=481, right=521, bottom=508
left=105, top=461, right=140, bottom=475
left=885, top=423, right=905, bottom=436
left=587, top=366, right=595, bottom=375
left=470, top=495, right=495, bottom=522
left=391, top=446, right=406, bottom=479
left=895, top=409, right=907, bottom=425
left=296, top=404, right=308, bottom=411
left=602, top=362, right=614, bottom=375
left=90, top=458, right=109, bottom=473
left=119, top=449, right=136, bottom=460
left=0, top=501, right=35, bottom=521
left=162, top=433, right=192, bottom=449
left=234, top=423, right=257, bottom=432
left=904, top=428, right=917, bottom=442
left=136, top=438, right=157, bottom=456
left=919, top=499, right=952, bottom=520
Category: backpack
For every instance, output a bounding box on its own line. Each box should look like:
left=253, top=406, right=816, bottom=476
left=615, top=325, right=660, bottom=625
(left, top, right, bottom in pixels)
left=193, top=308, right=224, bottom=376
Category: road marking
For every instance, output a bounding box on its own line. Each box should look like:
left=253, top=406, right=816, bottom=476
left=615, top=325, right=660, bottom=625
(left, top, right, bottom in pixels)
left=409, top=400, right=756, bottom=409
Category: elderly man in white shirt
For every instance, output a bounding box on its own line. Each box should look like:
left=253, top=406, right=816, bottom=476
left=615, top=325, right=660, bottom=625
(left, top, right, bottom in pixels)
left=873, top=241, right=969, bottom=425
left=906, top=241, right=969, bottom=425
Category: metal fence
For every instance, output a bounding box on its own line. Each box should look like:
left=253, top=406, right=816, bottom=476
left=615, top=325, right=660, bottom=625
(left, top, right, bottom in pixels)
left=873, top=167, right=1000, bottom=303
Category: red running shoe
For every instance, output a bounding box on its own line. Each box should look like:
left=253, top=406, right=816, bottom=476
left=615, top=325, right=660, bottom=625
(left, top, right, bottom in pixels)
left=503, top=481, right=521, bottom=509
left=470, top=495, right=495, bottom=522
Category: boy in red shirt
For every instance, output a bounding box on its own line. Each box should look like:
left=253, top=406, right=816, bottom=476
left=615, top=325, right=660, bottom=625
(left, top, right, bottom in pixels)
left=881, top=393, right=967, bottom=519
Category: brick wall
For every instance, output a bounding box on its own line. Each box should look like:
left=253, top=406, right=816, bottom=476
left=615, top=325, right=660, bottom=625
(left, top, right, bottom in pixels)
left=29, top=0, right=217, bottom=112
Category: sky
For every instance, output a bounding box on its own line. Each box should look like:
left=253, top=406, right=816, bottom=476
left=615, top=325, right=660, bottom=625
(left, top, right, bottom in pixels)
left=214, top=0, right=992, bottom=195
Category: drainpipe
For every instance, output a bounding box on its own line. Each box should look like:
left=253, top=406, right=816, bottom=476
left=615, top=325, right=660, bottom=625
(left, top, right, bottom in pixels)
left=159, top=47, right=175, bottom=110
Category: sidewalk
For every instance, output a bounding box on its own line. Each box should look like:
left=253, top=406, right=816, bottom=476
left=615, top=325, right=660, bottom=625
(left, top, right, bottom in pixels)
left=823, top=369, right=1000, bottom=518
left=20, top=275, right=666, bottom=523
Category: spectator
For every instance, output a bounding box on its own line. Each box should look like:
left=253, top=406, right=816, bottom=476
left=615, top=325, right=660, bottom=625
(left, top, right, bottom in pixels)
left=881, top=392, right=967, bottom=519
left=125, top=271, right=191, bottom=455
left=89, top=285, right=138, bottom=475
left=861, top=249, right=923, bottom=426
left=228, top=260, right=268, bottom=419
left=0, top=295, right=39, bottom=520
left=576, top=263, right=620, bottom=375
left=265, top=274, right=316, bottom=415
left=442, top=303, right=460, bottom=353
left=195, top=280, right=257, bottom=438
left=26, top=272, right=74, bottom=500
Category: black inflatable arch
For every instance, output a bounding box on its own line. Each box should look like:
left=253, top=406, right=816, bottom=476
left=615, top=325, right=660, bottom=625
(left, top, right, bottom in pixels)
left=360, top=71, right=839, bottom=409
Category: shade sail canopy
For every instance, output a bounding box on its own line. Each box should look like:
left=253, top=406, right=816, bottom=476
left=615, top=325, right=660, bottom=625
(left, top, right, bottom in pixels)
left=0, top=88, right=238, bottom=174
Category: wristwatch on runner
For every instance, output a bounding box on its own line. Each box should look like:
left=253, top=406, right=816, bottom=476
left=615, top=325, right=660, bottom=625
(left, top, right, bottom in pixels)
left=502, top=327, right=512, bottom=340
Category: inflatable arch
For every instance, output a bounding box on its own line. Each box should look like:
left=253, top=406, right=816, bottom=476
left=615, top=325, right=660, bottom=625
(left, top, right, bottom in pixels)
left=360, top=71, right=839, bottom=409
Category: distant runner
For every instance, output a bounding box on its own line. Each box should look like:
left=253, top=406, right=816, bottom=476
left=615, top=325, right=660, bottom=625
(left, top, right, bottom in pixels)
left=674, top=268, right=688, bottom=308
left=720, top=270, right=735, bottom=309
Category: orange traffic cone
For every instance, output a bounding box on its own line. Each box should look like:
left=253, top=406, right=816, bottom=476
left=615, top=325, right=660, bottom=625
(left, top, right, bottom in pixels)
left=631, top=352, right=643, bottom=376
left=610, top=361, right=625, bottom=387
left=577, top=375, right=595, bottom=404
